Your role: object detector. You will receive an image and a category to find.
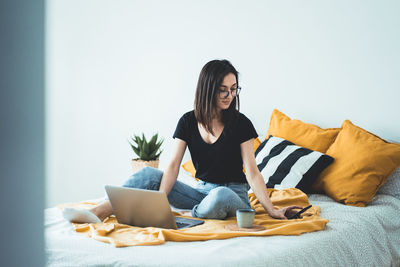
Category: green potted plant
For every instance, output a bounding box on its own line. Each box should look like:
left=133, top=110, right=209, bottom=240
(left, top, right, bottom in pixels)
left=129, top=133, right=163, bottom=173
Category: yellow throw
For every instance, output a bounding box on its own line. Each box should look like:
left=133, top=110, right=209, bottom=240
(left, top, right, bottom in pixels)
left=59, top=188, right=329, bottom=247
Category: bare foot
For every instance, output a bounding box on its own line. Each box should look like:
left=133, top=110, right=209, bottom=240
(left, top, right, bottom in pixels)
left=62, top=208, right=101, bottom=223
left=179, top=210, right=193, bottom=217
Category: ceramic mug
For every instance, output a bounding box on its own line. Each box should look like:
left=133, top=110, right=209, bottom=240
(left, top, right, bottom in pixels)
left=236, top=208, right=255, bottom=228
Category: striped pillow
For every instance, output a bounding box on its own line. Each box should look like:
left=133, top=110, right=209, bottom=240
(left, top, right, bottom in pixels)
left=254, top=136, right=334, bottom=193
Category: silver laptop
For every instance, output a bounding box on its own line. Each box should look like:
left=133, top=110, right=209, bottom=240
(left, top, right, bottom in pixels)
left=105, top=185, right=204, bottom=229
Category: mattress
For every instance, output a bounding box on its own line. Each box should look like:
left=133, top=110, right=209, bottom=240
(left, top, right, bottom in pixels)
left=45, top=191, right=400, bottom=266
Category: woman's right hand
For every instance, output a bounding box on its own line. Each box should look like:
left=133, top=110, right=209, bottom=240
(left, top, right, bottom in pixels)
left=268, top=205, right=303, bottom=220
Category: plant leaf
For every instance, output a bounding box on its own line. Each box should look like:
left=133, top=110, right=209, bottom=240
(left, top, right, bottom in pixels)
left=129, top=133, right=163, bottom=161
left=128, top=139, right=140, bottom=158
left=148, top=149, right=158, bottom=160
left=149, top=133, right=158, bottom=149
left=131, top=145, right=140, bottom=157
left=154, top=151, right=162, bottom=160
left=143, top=135, right=150, bottom=157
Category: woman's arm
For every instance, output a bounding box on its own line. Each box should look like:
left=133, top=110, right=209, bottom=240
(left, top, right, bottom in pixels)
left=240, top=138, right=301, bottom=219
left=158, top=138, right=187, bottom=195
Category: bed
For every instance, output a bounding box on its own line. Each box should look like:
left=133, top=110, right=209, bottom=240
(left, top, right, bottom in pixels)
left=46, top=111, right=400, bottom=266
left=45, top=170, right=400, bottom=267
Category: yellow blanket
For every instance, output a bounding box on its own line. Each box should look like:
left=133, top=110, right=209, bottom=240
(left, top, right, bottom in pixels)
left=59, top=188, right=329, bottom=247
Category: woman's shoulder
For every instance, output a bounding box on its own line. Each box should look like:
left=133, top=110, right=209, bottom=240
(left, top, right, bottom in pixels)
left=178, top=110, right=196, bottom=123
left=181, top=110, right=195, bottom=118
left=229, top=112, right=256, bottom=133
left=223, top=110, right=253, bottom=132
left=236, top=111, right=253, bottom=124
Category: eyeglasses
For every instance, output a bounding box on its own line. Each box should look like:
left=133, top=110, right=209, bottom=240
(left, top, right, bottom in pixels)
left=218, top=87, right=241, bottom=99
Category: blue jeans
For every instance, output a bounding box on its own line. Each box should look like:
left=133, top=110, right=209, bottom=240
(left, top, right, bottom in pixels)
left=122, top=166, right=251, bottom=219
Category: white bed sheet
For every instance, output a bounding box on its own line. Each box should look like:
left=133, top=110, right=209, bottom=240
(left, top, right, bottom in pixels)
left=45, top=191, right=400, bottom=267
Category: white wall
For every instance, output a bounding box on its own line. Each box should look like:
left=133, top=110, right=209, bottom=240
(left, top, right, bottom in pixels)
left=46, top=0, right=400, bottom=207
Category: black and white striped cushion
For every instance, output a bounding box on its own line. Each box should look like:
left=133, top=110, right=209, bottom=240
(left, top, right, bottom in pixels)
left=254, top=136, right=334, bottom=193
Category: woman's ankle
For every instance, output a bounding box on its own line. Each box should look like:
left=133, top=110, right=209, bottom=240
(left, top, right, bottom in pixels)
left=90, top=201, right=113, bottom=221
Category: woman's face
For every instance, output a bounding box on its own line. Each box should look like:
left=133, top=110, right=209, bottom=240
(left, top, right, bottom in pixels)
left=216, top=73, right=237, bottom=113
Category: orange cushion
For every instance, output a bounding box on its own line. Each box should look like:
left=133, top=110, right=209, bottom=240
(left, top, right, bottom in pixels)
left=267, top=109, right=340, bottom=153
left=182, top=160, right=197, bottom=178
left=182, top=138, right=261, bottom=178
left=312, top=120, right=400, bottom=207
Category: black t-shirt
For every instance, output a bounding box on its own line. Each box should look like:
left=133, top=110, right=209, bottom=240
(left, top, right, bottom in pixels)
left=173, top=110, right=258, bottom=184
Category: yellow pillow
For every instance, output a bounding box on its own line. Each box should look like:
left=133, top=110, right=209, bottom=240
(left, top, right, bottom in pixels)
left=312, top=120, right=400, bottom=207
left=267, top=109, right=340, bottom=153
left=182, top=160, right=197, bottom=177
left=182, top=138, right=261, bottom=178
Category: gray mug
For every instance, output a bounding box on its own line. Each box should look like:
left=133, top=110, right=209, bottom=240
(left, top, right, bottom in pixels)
left=236, top=208, right=255, bottom=228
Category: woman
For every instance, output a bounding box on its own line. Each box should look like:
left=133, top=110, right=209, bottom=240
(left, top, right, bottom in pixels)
left=63, top=59, right=300, bottom=223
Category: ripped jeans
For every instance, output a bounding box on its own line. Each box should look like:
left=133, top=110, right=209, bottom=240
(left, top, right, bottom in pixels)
left=122, top=166, right=251, bottom=219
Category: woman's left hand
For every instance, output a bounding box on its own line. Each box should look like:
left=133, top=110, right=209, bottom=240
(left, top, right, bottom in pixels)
left=268, top=205, right=304, bottom=220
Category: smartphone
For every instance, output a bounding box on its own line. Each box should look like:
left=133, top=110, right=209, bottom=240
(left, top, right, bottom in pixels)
left=287, top=205, right=312, bottom=219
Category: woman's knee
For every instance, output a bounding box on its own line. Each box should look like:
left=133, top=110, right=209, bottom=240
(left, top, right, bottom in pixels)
left=122, top=166, right=163, bottom=190
left=208, top=186, right=236, bottom=202
left=192, top=186, right=237, bottom=219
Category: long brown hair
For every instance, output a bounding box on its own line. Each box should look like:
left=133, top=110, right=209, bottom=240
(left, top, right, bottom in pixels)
left=194, top=59, right=240, bottom=135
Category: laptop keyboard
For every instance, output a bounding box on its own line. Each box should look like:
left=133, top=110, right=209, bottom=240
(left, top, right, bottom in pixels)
left=175, top=221, right=190, bottom=228
left=174, top=216, right=204, bottom=229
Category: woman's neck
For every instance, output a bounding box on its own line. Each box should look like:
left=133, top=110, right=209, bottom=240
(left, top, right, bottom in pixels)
left=212, top=109, right=222, bottom=122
